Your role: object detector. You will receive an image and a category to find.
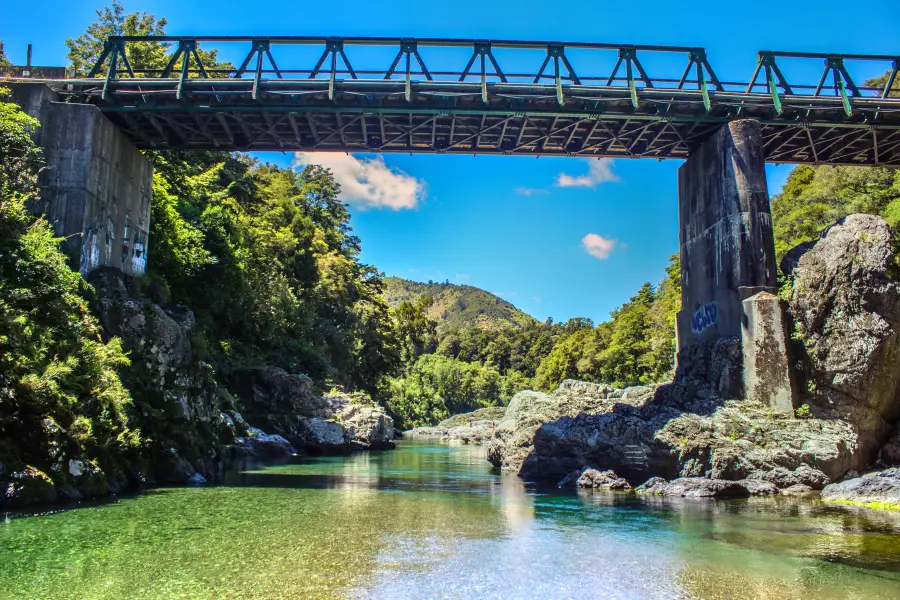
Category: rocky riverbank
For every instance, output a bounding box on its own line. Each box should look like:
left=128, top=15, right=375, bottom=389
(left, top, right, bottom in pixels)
left=409, top=407, right=506, bottom=443
left=1, top=269, right=394, bottom=510
left=484, top=214, right=900, bottom=505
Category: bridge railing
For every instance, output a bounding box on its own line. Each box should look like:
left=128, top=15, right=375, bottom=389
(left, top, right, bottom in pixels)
left=68, top=36, right=897, bottom=113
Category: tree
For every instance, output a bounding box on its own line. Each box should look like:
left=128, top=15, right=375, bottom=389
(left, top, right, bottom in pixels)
left=66, top=1, right=229, bottom=76
left=771, top=165, right=900, bottom=261
left=0, top=41, right=11, bottom=67
left=393, top=296, right=438, bottom=365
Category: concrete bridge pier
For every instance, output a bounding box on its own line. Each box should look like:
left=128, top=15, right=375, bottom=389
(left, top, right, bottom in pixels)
left=10, top=83, right=152, bottom=278
left=676, top=119, right=796, bottom=411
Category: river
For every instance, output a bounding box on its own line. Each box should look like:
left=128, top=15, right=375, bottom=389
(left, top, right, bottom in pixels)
left=2, top=438, right=900, bottom=599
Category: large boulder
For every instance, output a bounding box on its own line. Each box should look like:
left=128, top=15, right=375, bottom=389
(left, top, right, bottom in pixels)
left=329, top=398, right=395, bottom=450
left=789, top=214, right=900, bottom=464
left=821, top=468, right=900, bottom=507
left=490, top=378, right=858, bottom=487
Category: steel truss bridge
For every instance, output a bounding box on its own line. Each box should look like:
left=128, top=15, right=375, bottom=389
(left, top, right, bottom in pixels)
left=18, top=36, right=900, bottom=164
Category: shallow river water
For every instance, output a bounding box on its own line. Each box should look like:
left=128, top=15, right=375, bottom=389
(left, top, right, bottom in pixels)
left=3, top=438, right=900, bottom=599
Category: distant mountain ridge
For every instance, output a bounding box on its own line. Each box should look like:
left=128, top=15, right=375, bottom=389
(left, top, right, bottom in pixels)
left=382, top=277, right=538, bottom=333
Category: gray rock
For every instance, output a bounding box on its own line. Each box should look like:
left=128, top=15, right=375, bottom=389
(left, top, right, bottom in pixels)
left=793, top=465, right=831, bottom=490
left=231, top=427, right=297, bottom=459
left=781, top=484, right=816, bottom=496
left=410, top=407, right=503, bottom=444
left=790, top=214, right=900, bottom=465
left=3, top=468, right=57, bottom=508
left=301, top=418, right=346, bottom=448
left=636, top=477, right=751, bottom=499
left=330, top=398, right=395, bottom=450
left=576, top=468, right=632, bottom=490
left=748, top=465, right=831, bottom=490
left=636, top=477, right=668, bottom=494
left=227, top=370, right=394, bottom=453
left=737, top=479, right=779, bottom=496
left=880, top=428, right=900, bottom=466
left=821, top=468, right=900, bottom=506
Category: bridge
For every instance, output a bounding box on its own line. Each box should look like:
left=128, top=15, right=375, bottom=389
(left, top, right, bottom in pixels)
left=4, top=35, right=900, bottom=417
left=12, top=36, right=900, bottom=164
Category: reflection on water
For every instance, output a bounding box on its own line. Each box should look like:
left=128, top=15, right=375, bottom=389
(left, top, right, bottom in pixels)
left=1, top=439, right=900, bottom=599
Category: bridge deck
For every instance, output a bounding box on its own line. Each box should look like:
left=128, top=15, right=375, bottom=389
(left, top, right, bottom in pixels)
left=7, top=36, right=900, bottom=164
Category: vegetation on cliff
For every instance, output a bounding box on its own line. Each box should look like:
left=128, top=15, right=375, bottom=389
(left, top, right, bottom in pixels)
left=0, top=93, right=137, bottom=482
left=63, top=5, right=402, bottom=396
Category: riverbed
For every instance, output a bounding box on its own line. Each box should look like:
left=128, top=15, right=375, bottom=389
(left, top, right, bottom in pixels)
left=2, top=438, right=900, bottom=599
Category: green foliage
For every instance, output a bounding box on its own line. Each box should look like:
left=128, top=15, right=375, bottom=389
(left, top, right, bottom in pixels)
left=393, top=295, right=438, bottom=364
left=386, top=354, right=528, bottom=428
left=146, top=152, right=401, bottom=393
left=65, top=0, right=230, bottom=76
left=795, top=404, right=812, bottom=419
left=533, top=254, right=680, bottom=390
left=386, top=254, right=681, bottom=424
left=0, top=99, right=137, bottom=474
left=771, top=164, right=900, bottom=262
left=0, top=42, right=11, bottom=67
left=0, top=90, right=43, bottom=199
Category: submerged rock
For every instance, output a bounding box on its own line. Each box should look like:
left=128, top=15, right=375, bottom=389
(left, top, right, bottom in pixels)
left=230, top=427, right=296, bottom=460
left=821, top=468, right=900, bottom=507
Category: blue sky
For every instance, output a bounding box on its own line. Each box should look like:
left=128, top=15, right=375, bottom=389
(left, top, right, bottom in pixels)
left=3, top=0, right=898, bottom=323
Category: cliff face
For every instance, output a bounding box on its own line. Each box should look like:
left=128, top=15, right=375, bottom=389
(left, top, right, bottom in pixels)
left=1, top=269, right=394, bottom=509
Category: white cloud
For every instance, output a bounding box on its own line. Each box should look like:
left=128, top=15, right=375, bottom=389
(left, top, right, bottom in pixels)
left=582, top=233, right=618, bottom=260
left=293, top=152, right=425, bottom=210
left=556, top=158, right=619, bottom=188
left=515, top=187, right=549, bottom=197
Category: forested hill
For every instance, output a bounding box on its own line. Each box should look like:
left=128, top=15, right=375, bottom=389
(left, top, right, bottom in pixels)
left=382, top=277, right=538, bottom=333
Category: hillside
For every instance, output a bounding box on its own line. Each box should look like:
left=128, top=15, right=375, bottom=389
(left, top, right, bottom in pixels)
left=382, top=277, right=538, bottom=333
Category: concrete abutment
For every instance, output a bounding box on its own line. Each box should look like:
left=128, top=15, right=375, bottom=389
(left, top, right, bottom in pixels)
left=676, top=119, right=796, bottom=411
left=10, top=83, right=152, bottom=277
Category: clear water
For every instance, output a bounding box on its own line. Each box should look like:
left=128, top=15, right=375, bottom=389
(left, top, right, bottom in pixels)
left=3, top=438, right=900, bottom=599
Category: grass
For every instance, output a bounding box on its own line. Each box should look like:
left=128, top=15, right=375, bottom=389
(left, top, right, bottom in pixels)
left=824, top=499, right=900, bottom=512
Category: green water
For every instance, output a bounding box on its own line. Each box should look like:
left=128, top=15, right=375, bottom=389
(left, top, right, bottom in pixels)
left=3, top=439, right=900, bottom=599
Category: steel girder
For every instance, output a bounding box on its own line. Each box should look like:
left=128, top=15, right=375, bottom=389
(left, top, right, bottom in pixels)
left=18, top=36, right=900, bottom=164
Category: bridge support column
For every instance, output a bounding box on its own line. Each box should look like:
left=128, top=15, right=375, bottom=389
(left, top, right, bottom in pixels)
left=676, top=119, right=795, bottom=410
left=12, top=83, right=153, bottom=278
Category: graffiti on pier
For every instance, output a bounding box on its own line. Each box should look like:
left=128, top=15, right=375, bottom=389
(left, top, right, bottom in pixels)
left=691, top=302, right=717, bottom=333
